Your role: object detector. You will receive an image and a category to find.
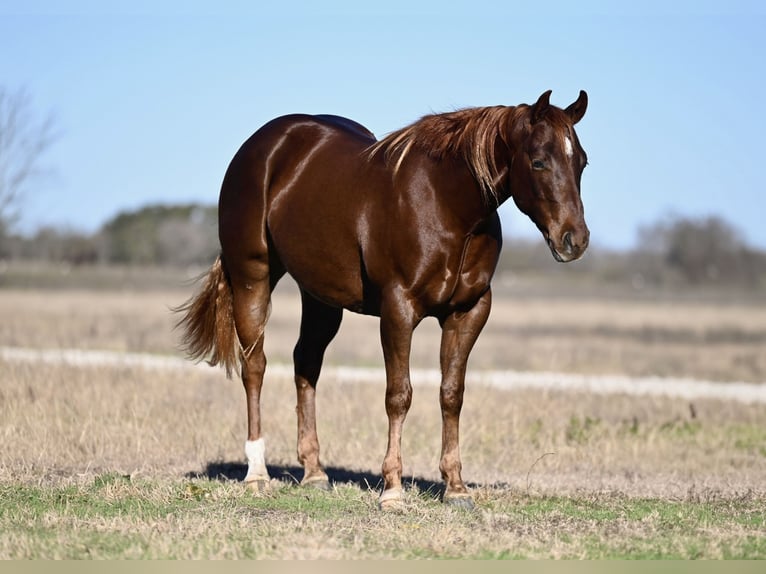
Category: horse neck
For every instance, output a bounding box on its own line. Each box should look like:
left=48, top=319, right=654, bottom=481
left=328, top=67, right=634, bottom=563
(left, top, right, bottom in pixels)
left=463, top=106, right=529, bottom=212
left=491, top=112, right=532, bottom=208
left=476, top=139, right=513, bottom=210
left=434, top=152, right=505, bottom=232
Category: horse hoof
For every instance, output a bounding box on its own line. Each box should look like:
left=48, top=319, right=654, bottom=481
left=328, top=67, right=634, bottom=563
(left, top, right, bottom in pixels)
left=378, top=488, right=404, bottom=511
left=444, top=493, right=475, bottom=510
left=302, top=476, right=331, bottom=491
left=244, top=478, right=270, bottom=495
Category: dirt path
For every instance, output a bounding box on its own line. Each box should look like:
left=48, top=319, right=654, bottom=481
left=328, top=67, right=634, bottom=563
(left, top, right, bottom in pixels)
left=2, top=345, right=764, bottom=404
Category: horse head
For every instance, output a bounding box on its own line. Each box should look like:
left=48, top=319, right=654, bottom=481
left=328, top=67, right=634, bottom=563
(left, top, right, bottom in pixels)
left=507, top=90, right=590, bottom=262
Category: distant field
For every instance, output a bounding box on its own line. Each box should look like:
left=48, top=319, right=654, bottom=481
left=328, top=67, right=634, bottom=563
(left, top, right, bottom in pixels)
left=1, top=271, right=765, bottom=558
left=2, top=271, right=765, bottom=382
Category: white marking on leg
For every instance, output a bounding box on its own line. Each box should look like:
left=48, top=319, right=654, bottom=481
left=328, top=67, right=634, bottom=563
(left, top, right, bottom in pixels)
left=564, top=135, right=573, bottom=158
left=245, top=438, right=268, bottom=481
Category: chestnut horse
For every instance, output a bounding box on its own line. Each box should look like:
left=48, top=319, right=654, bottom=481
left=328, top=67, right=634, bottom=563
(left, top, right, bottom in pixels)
left=177, top=90, right=589, bottom=509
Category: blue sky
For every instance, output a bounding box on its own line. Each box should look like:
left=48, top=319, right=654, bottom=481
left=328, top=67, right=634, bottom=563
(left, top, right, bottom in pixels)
left=2, top=1, right=765, bottom=250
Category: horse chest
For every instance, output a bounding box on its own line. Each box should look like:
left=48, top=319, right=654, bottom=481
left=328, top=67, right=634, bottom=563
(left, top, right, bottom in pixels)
left=446, top=232, right=500, bottom=309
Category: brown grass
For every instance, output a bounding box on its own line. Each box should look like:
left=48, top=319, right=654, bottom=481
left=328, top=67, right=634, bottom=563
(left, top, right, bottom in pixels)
left=2, top=278, right=765, bottom=382
left=2, top=352, right=765, bottom=498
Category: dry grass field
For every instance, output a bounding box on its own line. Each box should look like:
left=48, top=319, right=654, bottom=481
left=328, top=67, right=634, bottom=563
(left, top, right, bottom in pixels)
left=2, top=274, right=766, bottom=382
left=1, top=273, right=765, bottom=558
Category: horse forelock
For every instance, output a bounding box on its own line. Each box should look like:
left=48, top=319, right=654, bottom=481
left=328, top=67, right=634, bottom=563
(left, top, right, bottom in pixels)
left=368, top=105, right=528, bottom=206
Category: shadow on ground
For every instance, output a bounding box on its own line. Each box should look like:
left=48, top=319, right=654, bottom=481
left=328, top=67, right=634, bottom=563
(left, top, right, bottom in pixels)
left=187, top=461, right=448, bottom=498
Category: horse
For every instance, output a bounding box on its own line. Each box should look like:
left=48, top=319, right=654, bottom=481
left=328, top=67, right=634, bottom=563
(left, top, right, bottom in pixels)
left=176, top=90, right=589, bottom=509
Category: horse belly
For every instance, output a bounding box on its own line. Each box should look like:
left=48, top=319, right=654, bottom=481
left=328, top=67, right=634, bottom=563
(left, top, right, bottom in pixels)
left=268, top=193, right=366, bottom=312
left=284, top=247, right=366, bottom=312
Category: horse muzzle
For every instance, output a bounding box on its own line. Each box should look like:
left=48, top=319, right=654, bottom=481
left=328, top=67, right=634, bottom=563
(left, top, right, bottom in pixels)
left=546, top=227, right=590, bottom=263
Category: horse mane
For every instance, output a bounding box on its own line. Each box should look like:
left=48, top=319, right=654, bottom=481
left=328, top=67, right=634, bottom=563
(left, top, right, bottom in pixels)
left=367, top=105, right=530, bottom=205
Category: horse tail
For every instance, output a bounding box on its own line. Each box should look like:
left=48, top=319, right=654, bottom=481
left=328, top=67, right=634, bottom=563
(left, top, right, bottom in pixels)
left=175, top=255, right=239, bottom=378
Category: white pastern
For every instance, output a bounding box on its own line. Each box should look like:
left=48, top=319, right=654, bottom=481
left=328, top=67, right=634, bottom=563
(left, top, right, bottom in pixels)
left=245, top=438, right=268, bottom=480
left=564, top=136, right=574, bottom=158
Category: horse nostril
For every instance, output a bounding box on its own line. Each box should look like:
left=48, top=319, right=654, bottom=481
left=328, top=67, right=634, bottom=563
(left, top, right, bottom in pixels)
left=562, top=232, right=573, bottom=254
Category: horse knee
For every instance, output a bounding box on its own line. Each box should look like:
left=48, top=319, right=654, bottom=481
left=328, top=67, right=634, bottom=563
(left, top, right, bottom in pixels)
left=241, top=349, right=266, bottom=383
left=385, top=384, right=412, bottom=416
left=440, top=384, right=464, bottom=414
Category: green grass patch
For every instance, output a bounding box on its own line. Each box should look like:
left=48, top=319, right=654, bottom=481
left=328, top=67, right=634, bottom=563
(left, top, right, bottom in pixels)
left=1, top=475, right=764, bottom=559
left=729, top=424, right=766, bottom=457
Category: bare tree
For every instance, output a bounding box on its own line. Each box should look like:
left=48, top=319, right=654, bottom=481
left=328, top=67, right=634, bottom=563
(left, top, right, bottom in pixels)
left=0, top=87, right=57, bottom=237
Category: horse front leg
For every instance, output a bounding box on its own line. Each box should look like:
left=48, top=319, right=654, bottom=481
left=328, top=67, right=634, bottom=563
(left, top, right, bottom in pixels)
left=438, top=288, right=492, bottom=509
left=378, top=289, right=418, bottom=510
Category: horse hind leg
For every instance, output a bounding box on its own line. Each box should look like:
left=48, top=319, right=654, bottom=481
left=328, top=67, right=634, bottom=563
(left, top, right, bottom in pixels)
left=293, top=290, right=343, bottom=490
left=230, top=260, right=283, bottom=493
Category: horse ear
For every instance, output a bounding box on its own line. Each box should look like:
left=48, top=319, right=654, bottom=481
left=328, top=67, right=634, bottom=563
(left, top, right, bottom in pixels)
left=565, top=90, right=588, bottom=124
left=531, top=90, right=552, bottom=123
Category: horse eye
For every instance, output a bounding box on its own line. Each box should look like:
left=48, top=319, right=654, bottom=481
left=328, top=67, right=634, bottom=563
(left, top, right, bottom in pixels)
left=531, top=159, right=546, bottom=170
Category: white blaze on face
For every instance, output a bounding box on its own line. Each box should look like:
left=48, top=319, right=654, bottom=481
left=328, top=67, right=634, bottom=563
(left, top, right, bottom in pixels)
left=564, top=135, right=574, bottom=158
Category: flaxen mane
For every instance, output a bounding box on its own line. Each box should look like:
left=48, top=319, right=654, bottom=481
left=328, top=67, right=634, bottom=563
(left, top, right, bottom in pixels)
left=368, top=105, right=530, bottom=205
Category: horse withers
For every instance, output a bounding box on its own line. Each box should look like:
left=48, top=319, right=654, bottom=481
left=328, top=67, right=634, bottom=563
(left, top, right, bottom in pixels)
left=176, top=90, right=589, bottom=509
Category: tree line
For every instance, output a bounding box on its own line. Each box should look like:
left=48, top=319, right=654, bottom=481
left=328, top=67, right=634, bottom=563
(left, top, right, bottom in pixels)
left=1, top=203, right=218, bottom=267
left=1, top=203, right=765, bottom=289
left=498, top=214, right=766, bottom=289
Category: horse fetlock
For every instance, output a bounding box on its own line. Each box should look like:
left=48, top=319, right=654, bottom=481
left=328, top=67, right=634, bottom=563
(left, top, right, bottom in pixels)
left=245, top=438, right=268, bottom=480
